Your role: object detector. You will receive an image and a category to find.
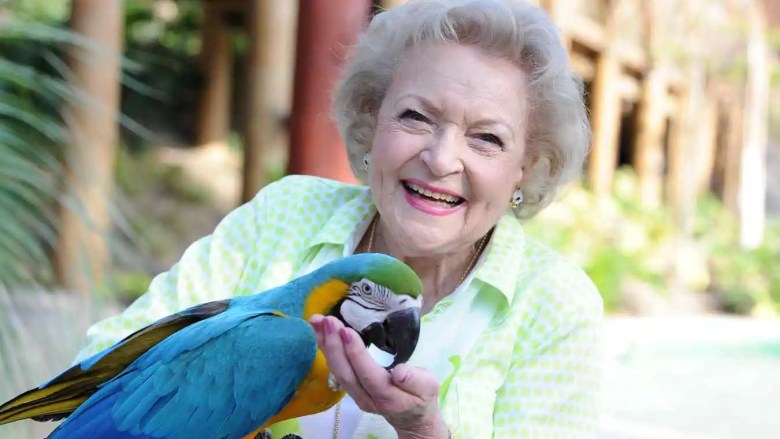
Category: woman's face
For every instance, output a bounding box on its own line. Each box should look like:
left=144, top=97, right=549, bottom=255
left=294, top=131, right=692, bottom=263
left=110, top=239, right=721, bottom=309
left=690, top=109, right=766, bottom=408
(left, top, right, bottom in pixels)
left=368, top=42, right=528, bottom=256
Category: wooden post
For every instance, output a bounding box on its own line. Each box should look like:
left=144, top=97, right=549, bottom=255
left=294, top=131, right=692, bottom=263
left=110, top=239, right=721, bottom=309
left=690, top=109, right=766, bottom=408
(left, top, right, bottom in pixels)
left=241, top=0, right=298, bottom=202
left=540, top=0, right=572, bottom=52
left=196, top=2, right=233, bottom=148
left=738, top=0, right=769, bottom=248
left=587, top=48, right=622, bottom=196
left=378, top=0, right=407, bottom=7
left=585, top=0, right=621, bottom=196
left=667, top=65, right=705, bottom=234
left=55, top=0, right=123, bottom=294
left=666, top=90, right=690, bottom=232
left=286, top=0, right=370, bottom=183
left=723, top=93, right=744, bottom=215
left=633, top=67, right=667, bottom=208
left=695, top=94, right=718, bottom=195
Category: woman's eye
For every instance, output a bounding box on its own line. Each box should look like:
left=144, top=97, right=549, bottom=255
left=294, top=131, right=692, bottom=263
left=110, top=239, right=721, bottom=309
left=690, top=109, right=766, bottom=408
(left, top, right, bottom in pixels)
left=475, top=133, right=504, bottom=148
left=399, top=109, right=428, bottom=123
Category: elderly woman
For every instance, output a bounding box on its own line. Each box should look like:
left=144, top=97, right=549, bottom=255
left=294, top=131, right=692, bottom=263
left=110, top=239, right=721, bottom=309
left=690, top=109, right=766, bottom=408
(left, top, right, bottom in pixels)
left=75, top=0, right=602, bottom=437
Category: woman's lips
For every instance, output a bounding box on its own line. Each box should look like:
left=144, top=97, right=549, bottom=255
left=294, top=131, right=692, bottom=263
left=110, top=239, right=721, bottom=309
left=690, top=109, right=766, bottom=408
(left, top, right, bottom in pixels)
left=402, top=181, right=466, bottom=216
left=403, top=178, right=465, bottom=200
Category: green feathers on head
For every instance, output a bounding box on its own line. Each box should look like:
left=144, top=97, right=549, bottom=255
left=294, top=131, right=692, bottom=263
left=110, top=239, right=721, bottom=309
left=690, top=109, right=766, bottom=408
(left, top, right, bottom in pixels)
left=323, top=253, right=423, bottom=298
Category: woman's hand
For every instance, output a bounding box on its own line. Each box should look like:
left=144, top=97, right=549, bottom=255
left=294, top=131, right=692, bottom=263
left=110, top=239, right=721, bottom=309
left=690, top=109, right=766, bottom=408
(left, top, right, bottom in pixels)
left=310, top=315, right=451, bottom=439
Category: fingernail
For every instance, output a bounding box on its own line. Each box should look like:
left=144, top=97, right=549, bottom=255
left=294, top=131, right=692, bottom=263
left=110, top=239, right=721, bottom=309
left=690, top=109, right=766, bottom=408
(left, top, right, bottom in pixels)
left=340, top=328, right=351, bottom=344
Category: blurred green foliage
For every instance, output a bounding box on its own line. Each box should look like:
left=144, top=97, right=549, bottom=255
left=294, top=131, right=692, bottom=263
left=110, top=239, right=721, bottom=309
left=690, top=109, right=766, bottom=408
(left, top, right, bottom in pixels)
left=0, top=14, right=73, bottom=289
left=1, top=0, right=69, bottom=21
left=121, top=0, right=204, bottom=148
left=527, top=168, right=780, bottom=316
left=111, top=148, right=220, bottom=291
left=0, top=0, right=207, bottom=291
left=696, top=196, right=780, bottom=315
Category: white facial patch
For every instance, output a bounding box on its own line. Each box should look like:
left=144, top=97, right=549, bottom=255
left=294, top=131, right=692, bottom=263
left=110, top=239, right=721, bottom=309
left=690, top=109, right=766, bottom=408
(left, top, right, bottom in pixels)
left=340, top=279, right=421, bottom=332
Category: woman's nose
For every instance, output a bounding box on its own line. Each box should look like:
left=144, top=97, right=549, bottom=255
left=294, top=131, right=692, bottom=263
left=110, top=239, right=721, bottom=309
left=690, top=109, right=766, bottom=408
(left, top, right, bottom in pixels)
left=420, top=129, right=464, bottom=177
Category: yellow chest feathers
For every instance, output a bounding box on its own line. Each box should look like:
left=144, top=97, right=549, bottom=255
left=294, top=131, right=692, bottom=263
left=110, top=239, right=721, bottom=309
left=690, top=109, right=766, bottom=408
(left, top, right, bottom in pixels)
left=242, top=279, right=350, bottom=439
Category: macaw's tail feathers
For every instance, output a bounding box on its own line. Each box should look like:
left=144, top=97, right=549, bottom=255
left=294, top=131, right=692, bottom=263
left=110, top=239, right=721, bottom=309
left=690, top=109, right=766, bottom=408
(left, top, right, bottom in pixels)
left=0, top=300, right=230, bottom=426
left=0, top=380, right=90, bottom=425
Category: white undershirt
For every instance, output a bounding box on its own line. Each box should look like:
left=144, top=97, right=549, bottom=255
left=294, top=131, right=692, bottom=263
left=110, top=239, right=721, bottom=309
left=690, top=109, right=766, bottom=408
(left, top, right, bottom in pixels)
left=292, top=215, right=486, bottom=439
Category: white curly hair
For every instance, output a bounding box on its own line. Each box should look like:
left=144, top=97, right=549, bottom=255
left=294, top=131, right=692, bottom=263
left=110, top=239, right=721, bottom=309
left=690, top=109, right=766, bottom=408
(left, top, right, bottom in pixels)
left=332, top=0, right=590, bottom=219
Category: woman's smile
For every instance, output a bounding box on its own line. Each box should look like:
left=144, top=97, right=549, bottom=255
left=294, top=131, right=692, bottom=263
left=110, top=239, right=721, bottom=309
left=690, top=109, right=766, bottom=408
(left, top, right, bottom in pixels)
left=401, top=179, right=466, bottom=216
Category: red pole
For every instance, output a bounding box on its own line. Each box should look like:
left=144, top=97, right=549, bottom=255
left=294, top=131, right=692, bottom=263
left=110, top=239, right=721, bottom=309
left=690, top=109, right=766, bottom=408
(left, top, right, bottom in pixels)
left=287, top=1, right=370, bottom=182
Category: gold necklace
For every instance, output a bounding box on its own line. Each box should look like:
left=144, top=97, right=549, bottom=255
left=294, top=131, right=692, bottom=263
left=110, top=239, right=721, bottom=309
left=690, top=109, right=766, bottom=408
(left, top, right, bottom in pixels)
left=331, top=215, right=488, bottom=437
left=332, top=400, right=341, bottom=439
left=366, top=213, right=489, bottom=290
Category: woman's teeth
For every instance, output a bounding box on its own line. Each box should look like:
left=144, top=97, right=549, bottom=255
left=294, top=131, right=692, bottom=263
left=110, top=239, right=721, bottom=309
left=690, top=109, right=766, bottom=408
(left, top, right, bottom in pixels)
left=403, top=182, right=463, bottom=206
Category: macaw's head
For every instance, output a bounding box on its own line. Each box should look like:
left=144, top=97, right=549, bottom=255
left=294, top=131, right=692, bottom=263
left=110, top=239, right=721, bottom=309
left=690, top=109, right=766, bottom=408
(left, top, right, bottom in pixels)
left=315, top=253, right=423, bottom=368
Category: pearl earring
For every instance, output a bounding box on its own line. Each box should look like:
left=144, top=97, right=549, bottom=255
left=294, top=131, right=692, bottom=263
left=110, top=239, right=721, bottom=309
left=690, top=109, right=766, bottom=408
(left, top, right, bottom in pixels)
left=362, top=153, right=371, bottom=172
left=511, top=188, right=523, bottom=207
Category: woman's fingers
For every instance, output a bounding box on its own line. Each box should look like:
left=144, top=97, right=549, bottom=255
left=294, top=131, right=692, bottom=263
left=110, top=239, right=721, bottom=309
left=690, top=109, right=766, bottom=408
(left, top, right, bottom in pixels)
left=311, top=316, right=440, bottom=419
left=341, top=326, right=418, bottom=414
left=319, top=317, right=374, bottom=407
left=340, top=327, right=395, bottom=393
left=309, top=314, right=325, bottom=346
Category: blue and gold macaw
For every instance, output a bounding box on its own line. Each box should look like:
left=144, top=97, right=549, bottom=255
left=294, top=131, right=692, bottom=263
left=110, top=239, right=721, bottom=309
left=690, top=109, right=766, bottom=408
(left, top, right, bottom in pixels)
left=0, top=253, right=422, bottom=439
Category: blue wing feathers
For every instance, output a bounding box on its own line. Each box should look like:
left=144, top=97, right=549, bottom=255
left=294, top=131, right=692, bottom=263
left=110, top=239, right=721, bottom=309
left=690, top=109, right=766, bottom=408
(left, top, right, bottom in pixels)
left=66, top=300, right=232, bottom=380
left=50, top=310, right=316, bottom=439
left=50, top=392, right=157, bottom=439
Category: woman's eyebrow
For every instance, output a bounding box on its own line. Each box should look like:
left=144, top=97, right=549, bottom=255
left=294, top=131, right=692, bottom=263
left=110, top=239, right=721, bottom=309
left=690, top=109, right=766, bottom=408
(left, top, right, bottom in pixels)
left=397, top=93, right=440, bottom=114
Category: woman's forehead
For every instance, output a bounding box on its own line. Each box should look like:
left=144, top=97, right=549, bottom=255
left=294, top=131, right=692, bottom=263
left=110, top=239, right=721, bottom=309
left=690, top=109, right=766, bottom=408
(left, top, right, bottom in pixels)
left=385, top=43, right=528, bottom=119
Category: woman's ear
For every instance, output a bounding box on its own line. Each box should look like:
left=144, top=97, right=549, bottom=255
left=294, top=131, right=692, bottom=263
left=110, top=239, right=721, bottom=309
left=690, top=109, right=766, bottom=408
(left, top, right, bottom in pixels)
left=363, top=103, right=378, bottom=129
left=368, top=104, right=377, bottom=122
left=519, top=146, right=539, bottom=180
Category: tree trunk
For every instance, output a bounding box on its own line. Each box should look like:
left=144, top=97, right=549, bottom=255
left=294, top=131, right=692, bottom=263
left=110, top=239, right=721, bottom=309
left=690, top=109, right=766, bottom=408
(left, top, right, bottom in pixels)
left=196, top=3, right=233, bottom=148
left=241, top=0, right=299, bottom=202
left=54, top=0, right=123, bottom=295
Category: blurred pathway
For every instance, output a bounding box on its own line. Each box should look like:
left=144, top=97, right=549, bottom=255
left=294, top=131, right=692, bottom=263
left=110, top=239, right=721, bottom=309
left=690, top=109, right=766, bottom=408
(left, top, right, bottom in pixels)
left=601, top=316, right=780, bottom=438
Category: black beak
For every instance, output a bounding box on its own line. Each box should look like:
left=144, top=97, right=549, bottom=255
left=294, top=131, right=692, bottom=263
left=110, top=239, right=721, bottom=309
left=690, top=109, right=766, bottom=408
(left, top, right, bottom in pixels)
left=359, top=307, right=421, bottom=369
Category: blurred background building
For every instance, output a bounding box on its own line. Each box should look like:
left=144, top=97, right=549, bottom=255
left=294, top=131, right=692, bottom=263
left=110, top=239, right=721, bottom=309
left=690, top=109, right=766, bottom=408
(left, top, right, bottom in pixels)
left=1, top=0, right=779, bottom=438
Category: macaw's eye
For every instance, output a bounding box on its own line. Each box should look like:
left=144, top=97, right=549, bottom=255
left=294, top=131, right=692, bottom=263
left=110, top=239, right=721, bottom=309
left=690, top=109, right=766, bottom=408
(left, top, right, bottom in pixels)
left=362, top=283, right=372, bottom=295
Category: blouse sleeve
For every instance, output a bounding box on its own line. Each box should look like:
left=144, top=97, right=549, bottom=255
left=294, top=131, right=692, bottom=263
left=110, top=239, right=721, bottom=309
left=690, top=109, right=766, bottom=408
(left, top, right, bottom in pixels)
left=491, top=265, right=604, bottom=438
left=72, top=181, right=275, bottom=363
